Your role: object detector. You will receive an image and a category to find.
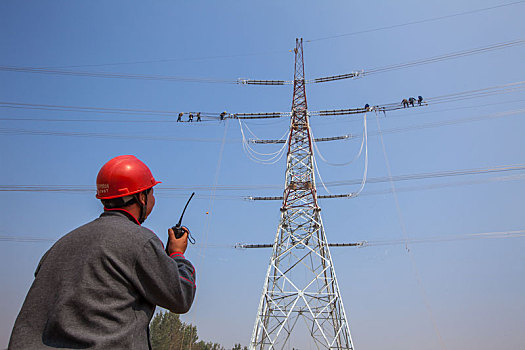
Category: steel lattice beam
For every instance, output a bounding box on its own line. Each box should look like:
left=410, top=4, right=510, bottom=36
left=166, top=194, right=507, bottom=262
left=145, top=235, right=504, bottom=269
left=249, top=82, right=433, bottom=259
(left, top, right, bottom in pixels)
left=250, top=38, right=355, bottom=350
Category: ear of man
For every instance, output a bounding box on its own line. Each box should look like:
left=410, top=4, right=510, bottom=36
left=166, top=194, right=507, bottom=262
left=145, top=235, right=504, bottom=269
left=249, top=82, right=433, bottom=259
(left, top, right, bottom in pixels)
left=137, top=191, right=147, bottom=206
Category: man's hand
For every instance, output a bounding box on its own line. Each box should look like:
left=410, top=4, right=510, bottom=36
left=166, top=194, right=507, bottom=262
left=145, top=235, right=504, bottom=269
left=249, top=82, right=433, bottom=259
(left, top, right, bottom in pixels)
left=167, top=226, right=189, bottom=255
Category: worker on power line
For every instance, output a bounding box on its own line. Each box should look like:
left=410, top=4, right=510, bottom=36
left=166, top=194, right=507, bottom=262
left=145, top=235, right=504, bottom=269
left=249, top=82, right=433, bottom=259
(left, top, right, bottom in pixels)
left=220, top=111, right=227, bottom=121
left=402, top=98, right=409, bottom=108
left=196, top=112, right=201, bottom=122
left=418, top=96, right=424, bottom=106
left=9, top=155, right=196, bottom=350
left=177, top=112, right=183, bottom=122
left=364, top=103, right=370, bottom=111
left=188, top=113, right=193, bottom=122
left=408, top=97, right=416, bottom=107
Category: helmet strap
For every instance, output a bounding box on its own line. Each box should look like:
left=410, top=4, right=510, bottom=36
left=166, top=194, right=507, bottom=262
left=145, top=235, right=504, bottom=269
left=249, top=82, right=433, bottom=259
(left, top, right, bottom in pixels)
left=136, top=190, right=148, bottom=224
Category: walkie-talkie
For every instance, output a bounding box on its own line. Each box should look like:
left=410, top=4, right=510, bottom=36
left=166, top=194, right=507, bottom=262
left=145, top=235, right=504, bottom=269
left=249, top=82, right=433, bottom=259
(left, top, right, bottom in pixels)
left=166, top=192, right=196, bottom=254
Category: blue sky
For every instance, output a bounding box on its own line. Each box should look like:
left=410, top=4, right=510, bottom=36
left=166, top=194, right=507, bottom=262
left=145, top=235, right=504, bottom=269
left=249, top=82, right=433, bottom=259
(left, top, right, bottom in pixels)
left=1, top=1, right=524, bottom=349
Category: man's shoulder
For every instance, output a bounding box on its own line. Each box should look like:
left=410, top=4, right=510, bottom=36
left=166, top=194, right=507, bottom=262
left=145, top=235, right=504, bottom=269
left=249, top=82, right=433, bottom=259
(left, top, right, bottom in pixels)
left=57, top=213, right=158, bottom=252
left=96, top=213, right=158, bottom=242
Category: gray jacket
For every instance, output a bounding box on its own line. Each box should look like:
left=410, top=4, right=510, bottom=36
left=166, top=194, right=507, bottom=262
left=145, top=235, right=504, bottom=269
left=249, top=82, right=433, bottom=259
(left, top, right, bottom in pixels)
left=9, top=210, right=196, bottom=350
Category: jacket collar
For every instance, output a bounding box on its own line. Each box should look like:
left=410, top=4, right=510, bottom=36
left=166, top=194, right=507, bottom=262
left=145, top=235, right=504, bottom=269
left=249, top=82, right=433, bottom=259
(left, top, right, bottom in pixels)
left=102, top=208, right=141, bottom=225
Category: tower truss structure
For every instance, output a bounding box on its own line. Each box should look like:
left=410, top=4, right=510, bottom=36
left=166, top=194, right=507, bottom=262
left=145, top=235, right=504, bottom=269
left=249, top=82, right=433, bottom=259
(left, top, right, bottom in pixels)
left=250, top=38, right=355, bottom=350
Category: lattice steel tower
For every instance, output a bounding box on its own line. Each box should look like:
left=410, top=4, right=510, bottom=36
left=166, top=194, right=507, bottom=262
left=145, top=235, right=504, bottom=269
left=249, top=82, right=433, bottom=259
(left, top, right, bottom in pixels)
left=250, top=39, right=355, bottom=350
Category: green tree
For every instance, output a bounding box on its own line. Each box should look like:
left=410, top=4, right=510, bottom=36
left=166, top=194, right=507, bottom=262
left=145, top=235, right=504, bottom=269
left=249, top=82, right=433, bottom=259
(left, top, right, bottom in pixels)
left=231, top=344, right=247, bottom=350
left=150, top=311, right=228, bottom=350
left=150, top=311, right=182, bottom=350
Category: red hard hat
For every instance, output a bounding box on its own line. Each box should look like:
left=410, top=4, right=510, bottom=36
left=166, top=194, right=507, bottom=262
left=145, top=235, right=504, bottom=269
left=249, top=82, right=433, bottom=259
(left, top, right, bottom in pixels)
left=96, top=155, right=161, bottom=199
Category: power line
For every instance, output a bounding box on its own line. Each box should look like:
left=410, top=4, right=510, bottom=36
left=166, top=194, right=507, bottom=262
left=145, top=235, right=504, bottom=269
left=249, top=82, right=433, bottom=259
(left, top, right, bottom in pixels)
left=232, top=81, right=525, bottom=119
left=1, top=105, right=522, bottom=143
left=238, top=40, right=525, bottom=86
left=248, top=173, right=525, bottom=201
left=234, top=229, right=525, bottom=249
left=0, top=173, right=521, bottom=202
left=39, top=50, right=290, bottom=69
left=307, top=39, right=525, bottom=84
left=2, top=39, right=522, bottom=87
left=3, top=98, right=525, bottom=126
left=4, top=229, right=524, bottom=246
left=364, top=40, right=525, bottom=76
left=0, top=117, right=188, bottom=123
left=365, top=108, right=524, bottom=137
left=321, top=164, right=525, bottom=188
left=427, top=80, right=525, bottom=103
left=312, top=82, right=525, bottom=116
left=0, top=127, right=231, bottom=143
left=284, top=109, right=524, bottom=146
left=0, top=101, right=221, bottom=118
left=361, top=229, right=525, bottom=247
left=0, top=65, right=238, bottom=84
left=343, top=98, right=525, bottom=121
left=103, top=173, right=525, bottom=200
left=347, top=173, right=525, bottom=197
left=306, top=1, right=525, bottom=42
left=2, top=163, right=524, bottom=194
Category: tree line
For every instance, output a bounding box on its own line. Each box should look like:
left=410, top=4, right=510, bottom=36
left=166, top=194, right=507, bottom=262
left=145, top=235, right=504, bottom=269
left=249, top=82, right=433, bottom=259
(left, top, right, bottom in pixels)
left=150, top=310, right=248, bottom=350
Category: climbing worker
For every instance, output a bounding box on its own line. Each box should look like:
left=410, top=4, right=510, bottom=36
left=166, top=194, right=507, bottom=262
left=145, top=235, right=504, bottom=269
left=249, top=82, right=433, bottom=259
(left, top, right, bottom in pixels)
left=418, top=96, right=423, bottom=106
left=196, top=112, right=201, bottom=122
left=188, top=113, right=193, bottom=122
left=402, top=98, right=409, bottom=108
left=409, top=97, right=416, bottom=107
left=220, top=111, right=227, bottom=121
left=9, top=155, right=196, bottom=350
left=177, top=112, right=183, bottom=122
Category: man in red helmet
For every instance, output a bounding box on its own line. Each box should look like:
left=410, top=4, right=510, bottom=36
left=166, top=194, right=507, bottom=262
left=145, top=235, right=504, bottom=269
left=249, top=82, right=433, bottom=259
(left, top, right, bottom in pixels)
left=9, top=155, right=196, bottom=350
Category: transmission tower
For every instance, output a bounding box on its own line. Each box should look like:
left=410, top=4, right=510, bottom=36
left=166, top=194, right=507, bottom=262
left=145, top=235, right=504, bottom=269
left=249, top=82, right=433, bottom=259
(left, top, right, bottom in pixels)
left=250, top=38, right=355, bottom=350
